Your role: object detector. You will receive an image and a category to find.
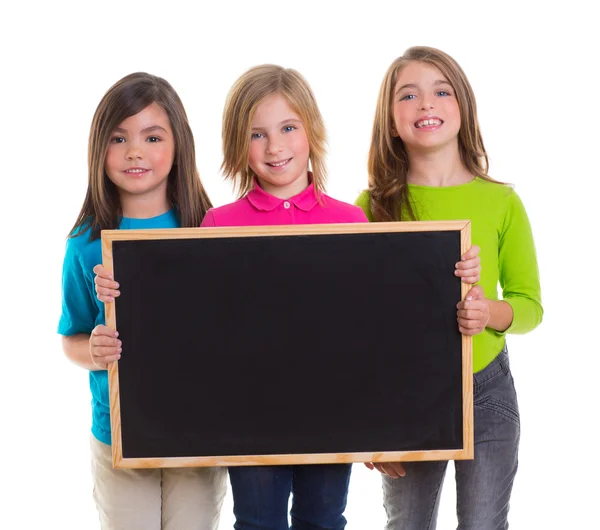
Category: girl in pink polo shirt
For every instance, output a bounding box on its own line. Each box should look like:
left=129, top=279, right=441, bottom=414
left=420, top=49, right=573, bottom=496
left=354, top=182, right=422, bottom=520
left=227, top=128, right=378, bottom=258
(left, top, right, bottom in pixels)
left=93, top=64, right=484, bottom=529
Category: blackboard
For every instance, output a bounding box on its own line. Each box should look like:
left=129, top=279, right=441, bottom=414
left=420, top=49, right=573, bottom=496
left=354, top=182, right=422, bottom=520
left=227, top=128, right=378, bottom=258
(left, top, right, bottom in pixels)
left=101, top=221, right=473, bottom=468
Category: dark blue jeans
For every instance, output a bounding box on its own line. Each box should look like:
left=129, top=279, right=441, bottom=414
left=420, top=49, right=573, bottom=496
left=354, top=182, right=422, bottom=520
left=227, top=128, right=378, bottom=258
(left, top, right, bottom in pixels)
left=382, top=347, right=520, bottom=530
left=228, top=463, right=352, bottom=530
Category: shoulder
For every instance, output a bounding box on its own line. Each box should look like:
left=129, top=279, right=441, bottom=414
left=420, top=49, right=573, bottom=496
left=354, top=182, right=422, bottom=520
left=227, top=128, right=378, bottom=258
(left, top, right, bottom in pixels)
left=63, top=220, right=102, bottom=275
left=352, top=190, right=373, bottom=221
left=65, top=221, right=94, bottom=254
left=321, top=194, right=369, bottom=222
left=471, top=178, right=516, bottom=201
left=354, top=190, right=371, bottom=208
left=201, top=198, right=250, bottom=227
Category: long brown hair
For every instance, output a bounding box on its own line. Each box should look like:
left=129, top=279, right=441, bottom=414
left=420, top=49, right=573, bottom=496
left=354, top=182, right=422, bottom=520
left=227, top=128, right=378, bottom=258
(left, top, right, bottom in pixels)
left=368, top=46, right=499, bottom=222
left=221, top=64, right=327, bottom=198
left=70, top=72, right=212, bottom=239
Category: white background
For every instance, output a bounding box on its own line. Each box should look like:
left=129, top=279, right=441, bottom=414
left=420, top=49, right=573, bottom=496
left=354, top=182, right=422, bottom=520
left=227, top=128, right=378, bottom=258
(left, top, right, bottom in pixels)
left=2, top=1, right=597, bottom=528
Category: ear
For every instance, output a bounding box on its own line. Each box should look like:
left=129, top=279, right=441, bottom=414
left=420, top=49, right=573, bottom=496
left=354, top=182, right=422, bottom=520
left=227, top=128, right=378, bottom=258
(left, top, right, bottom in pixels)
left=390, top=126, right=399, bottom=138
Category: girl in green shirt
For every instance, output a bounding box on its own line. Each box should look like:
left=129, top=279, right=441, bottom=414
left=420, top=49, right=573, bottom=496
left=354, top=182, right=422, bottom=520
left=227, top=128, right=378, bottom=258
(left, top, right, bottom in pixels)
left=355, top=46, right=543, bottom=530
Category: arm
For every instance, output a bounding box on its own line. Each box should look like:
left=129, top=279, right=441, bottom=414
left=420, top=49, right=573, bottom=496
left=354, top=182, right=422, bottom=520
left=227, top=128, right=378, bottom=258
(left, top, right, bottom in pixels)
left=62, top=333, right=96, bottom=370
left=498, top=191, right=543, bottom=333
left=59, top=238, right=121, bottom=368
left=458, top=191, right=543, bottom=335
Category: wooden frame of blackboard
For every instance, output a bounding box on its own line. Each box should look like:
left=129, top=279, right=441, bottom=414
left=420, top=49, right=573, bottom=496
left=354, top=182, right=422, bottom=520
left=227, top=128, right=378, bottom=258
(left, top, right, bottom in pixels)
left=102, top=221, right=473, bottom=469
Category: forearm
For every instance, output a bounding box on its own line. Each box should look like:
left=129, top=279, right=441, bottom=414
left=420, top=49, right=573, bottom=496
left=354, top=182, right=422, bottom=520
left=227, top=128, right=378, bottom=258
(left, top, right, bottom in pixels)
left=62, top=333, right=99, bottom=371
left=486, top=299, right=514, bottom=333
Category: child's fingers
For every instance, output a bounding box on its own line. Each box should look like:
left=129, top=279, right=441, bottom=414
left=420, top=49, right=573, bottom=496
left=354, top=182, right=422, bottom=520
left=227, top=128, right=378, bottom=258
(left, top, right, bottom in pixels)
left=373, top=462, right=406, bottom=478
left=92, top=325, right=119, bottom=338
left=454, top=260, right=481, bottom=284
left=459, top=325, right=484, bottom=336
left=95, top=275, right=120, bottom=290
left=455, top=257, right=480, bottom=270
left=364, top=462, right=375, bottom=470
left=460, top=244, right=480, bottom=261
left=91, top=336, right=121, bottom=348
left=372, top=463, right=391, bottom=476
left=92, top=345, right=122, bottom=358
left=92, top=355, right=121, bottom=370
left=95, top=284, right=120, bottom=302
left=457, top=308, right=482, bottom=321
left=457, top=297, right=486, bottom=311
left=93, top=264, right=113, bottom=280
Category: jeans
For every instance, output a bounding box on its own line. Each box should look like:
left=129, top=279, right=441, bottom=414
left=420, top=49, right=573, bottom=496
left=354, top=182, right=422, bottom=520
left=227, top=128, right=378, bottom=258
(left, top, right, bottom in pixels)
left=228, top=463, right=352, bottom=530
left=382, top=348, right=520, bottom=530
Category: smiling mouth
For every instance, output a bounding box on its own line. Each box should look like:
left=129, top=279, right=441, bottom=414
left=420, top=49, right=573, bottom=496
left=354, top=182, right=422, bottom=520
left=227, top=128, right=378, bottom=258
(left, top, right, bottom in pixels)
left=266, top=158, right=291, bottom=168
left=415, top=118, right=443, bottom=128
left=125, top=168, right=150, bottom=174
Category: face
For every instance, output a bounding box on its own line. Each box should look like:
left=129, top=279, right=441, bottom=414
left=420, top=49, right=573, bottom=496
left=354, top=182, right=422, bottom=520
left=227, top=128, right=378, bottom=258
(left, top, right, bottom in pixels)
left=392, top=61, right=461, bottom=153
left=248, top=93, right=310, bottom=198
left=105, top=102, right=175, bottom=201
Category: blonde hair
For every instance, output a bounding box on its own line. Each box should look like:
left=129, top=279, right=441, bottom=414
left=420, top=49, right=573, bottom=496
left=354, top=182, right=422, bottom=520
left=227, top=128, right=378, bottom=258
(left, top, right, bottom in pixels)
left=222, top=64, right=327, bottom=198
left=70, top=72, right=212, bottom=239
left=368, top=46, right=501, bottom=222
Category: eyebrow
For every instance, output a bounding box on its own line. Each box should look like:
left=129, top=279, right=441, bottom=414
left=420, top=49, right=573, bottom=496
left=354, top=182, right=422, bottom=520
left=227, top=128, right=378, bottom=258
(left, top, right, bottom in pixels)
left=395, top=80, right=452, bottom=96
left=112, top=125, right=169, bottom=134
left=251, top=118, right=303, bottom=130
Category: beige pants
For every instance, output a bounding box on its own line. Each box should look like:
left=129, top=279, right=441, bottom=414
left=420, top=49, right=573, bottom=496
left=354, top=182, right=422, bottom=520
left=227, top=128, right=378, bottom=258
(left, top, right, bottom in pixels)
left=90, top=435, right=227, bottom=530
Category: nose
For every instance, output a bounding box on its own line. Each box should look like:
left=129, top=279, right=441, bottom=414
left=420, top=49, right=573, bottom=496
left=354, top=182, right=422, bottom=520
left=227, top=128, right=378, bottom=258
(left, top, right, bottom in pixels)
left=125, top=142, right=143, bottom=160
left=266, top=135, right=284, bottom=155
left=420, top=96, right=434, bottom=111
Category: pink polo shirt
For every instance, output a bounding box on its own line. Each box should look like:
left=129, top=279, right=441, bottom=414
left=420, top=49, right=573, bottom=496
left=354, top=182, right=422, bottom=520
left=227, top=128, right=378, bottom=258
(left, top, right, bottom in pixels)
left=201, top=182, right=368, bottom=227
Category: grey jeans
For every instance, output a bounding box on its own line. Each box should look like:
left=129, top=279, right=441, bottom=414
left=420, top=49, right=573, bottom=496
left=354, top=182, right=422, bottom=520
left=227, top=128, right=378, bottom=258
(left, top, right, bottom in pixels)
left=382, top=347, right=519, bottom=530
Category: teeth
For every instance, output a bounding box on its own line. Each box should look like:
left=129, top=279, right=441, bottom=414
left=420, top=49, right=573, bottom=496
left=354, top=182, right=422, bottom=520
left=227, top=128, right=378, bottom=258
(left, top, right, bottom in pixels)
left=269, top=160, right=289, bottom=167
left=126, top=169, right=146, bottom=173
left=417, top=119, right=442, bottom=128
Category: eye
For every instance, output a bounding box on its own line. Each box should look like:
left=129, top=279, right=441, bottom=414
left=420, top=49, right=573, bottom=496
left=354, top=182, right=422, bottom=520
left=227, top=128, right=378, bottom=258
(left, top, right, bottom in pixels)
left=283, top=125, right=296, bottom=133
left=436, top=90, right=451, bottom=97
left=251, top=132, right=264, bottom=140
left=400, top=94, right=416, bottom=101
left=110, top=136, right=125, bottom=144
left=147, top=136, right=161, bottom=143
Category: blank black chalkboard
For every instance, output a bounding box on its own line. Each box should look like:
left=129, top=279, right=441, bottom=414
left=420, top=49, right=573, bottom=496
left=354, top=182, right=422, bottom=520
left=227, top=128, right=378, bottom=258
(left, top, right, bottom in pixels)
left=102, top=222, right=473, bottom=468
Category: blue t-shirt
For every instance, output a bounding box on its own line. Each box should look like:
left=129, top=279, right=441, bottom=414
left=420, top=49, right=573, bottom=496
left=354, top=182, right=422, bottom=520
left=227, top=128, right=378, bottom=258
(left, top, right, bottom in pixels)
left=58, top=209, right=180, bottom=445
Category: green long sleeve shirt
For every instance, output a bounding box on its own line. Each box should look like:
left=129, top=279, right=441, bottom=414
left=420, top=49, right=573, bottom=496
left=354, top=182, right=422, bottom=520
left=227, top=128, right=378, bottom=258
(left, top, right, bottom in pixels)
left=355, top=177, right=543, bottom=372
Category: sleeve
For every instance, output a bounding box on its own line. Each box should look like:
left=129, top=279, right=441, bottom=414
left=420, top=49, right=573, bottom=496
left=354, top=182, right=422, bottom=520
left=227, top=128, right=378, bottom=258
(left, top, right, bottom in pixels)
left=57, top=237, right=99, bottom=336
left=200, top=209, right=216, bottom=227
left=499, top=191, right=543, bottom=334
left=354, top=191, right=375, bottom=222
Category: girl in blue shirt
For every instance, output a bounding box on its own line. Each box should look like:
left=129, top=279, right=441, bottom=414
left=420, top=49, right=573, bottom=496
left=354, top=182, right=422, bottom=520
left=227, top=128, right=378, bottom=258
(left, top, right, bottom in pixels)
left=58, top=72, right=227, bottom=530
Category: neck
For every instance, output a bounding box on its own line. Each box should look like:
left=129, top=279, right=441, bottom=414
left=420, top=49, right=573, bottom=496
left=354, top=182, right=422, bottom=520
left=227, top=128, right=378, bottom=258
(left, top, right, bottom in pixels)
left=119, top=189, right=171, bottom=219
left=406, top=141, right=474, bottom=187
left=257, top=171, right=310, bottom=199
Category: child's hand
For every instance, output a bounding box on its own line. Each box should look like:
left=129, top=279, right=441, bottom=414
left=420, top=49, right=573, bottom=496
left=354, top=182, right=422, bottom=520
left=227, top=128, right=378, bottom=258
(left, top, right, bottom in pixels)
left=457, top=285, right=490, bottom=335
left=89, top=325, right=121, bottom=369
left=455, top=244, right=481, bottom=284
left=93, top=264, right=120, bottom=303
left=364, top=461, right=406, bottom=478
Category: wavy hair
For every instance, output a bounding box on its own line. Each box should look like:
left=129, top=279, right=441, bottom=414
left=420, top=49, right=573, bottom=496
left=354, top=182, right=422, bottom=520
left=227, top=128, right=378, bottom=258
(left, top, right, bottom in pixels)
left=368, top=46, right=501, bottom=221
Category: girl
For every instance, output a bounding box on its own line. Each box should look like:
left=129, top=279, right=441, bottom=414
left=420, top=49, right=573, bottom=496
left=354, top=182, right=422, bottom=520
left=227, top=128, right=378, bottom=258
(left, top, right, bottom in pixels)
left=355, top=46, right=543, bottom=529
left=94, top=64, right=483, bottom=529
left=58, top=72, right=227, bottom=530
